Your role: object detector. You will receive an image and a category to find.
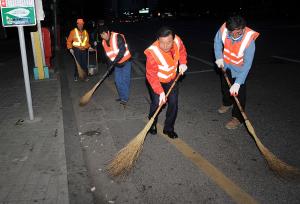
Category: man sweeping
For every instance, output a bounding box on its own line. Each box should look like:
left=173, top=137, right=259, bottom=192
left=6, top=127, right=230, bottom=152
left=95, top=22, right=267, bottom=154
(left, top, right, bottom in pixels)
left=144, top=26, right=188, bottom=139
left=67, top=18, right=92, bottom=81
left=214, top=15, right=259, bottom=129
left=98, top=25, right=132, bottom=105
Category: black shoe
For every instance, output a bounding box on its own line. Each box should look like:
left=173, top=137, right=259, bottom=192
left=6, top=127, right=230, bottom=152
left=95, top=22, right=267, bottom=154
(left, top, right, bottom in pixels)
left=120, top=100, right=127, bottom=105
left=148, top=124, right=157, bottom=135
left=163, top=130, right=178, bottom=139
left=115, top=98, right=121, bottom=102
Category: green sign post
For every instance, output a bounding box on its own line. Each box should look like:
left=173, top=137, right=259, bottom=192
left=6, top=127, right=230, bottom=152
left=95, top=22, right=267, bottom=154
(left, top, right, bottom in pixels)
left=1, top=0, right=36, bottom=27
left=0, top=0, right=36, bottom=120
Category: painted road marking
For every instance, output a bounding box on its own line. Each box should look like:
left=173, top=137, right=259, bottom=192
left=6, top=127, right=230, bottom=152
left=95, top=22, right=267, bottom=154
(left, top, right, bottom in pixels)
left=271, top=56, right=300, bottom=64
left=188, top=55, right=214, bottom=66
left=128, top=34, right=214, bottom=66
left=105, top=63, right=255, bottom=203
left=131, top=76, right=146, bottom=80
left=156, top=123, right=258, bottom=204
left=132, top=60, right=145, bottom=75
left=185, top=69, right=214, bottom=74
left=106, top=76, right=257, bottom=203
left=131, top=69, right=214, bottom=80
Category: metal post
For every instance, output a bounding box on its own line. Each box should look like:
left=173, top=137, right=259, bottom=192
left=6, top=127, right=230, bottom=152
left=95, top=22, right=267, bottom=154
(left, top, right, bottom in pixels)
left=18, top=26, right=34, bottom=120
left=53, top=0, right=58, bottom=50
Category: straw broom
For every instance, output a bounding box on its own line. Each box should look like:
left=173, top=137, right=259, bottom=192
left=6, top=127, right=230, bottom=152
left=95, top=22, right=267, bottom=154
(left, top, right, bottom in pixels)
left=221, top=68, right=300, bottom=178
left=107, top=74, right=182, bottom=177
left=79, top=66, right=114, bottom=106
left=70, top=52, right=87, bottom=80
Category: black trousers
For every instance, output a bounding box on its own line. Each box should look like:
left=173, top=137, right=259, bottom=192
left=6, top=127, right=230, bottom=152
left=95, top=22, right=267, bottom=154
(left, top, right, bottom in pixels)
left=148, top=79, right=178, bottom=132
left=220, top=69, right=246, bottom=122
left=73, top=48, right=88, bottom=77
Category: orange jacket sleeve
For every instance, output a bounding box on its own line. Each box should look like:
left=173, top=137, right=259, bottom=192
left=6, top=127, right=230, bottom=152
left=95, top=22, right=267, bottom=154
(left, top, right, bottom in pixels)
left=145, top=51, right=164, bottom=95
left=66, top=29, right=74, bottom=49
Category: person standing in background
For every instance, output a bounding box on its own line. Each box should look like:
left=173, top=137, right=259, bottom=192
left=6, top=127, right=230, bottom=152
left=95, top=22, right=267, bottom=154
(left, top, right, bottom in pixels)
left=67, top=18, right=92, bottom=81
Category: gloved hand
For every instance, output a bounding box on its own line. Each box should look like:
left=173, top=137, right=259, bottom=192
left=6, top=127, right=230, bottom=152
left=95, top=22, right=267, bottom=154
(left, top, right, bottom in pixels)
left=69, top=48, right=74, bottom=55
left=215, top=58, right=224, bottom=68
left=93, top=41, right=97, bottom=46
left=230, top=83, right=240, bottom=96
left=179, top=64, right=188, bottom=75
left=159, top=92, right=166, bottom=105
left=108, top=60, right=115, bottom=68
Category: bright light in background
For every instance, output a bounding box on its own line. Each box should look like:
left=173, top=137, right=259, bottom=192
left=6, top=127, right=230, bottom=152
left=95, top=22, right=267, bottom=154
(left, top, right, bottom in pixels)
left=139, top=8, right=149, bottom=14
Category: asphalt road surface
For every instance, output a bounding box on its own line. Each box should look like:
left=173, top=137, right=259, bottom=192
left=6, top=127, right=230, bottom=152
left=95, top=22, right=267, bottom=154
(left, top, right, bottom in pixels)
left=2, top=19, right=299, bottom=203
left=59, top=19, right=300, bottom=203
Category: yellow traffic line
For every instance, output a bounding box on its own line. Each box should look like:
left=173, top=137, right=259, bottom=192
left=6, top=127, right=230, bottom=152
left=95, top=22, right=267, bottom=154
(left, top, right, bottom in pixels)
left=156, top=124, right=258, bottom=204
left=104, top=77, right=257, bottom=203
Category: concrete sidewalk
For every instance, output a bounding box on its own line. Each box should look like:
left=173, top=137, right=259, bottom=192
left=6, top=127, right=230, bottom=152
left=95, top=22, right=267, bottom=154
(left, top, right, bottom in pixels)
left=0, top=54, right=69, bottom=203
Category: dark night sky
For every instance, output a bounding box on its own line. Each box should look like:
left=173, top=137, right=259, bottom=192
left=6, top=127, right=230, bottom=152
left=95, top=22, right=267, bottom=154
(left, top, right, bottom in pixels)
left=56, top=0, right=298, bottom=18
left=41, top=0, right=298, bottom=27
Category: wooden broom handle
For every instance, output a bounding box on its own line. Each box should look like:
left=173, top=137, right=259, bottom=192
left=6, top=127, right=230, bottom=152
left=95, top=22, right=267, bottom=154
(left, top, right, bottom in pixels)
left=152, top=73, right=182, bottom=119
left=221, top=68, right=249, bottom=121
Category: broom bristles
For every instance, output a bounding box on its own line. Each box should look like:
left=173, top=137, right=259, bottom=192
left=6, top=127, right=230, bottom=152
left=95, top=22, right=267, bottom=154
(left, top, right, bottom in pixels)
left=107, top=74, right=180, bottom=177
left=72, top=53, right=86, bottom=80
left=78, top=67, right=86, bottom=80
left=79, top=91, right=93, bottom=106
left=107, top=118, right=154, bottom=177
left=262, top=146, right=300, bottom=179
left=79, top=82, right=100, bottom=106
left=245, top=120, right=300, bottom=179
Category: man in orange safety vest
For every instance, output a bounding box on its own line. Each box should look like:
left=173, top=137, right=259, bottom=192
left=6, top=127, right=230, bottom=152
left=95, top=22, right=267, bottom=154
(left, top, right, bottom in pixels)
left=144, top=26, right=188, bottom=139
left=67, top=18, right=92, bottom=81
left=214, top=15, right=259, bottom=129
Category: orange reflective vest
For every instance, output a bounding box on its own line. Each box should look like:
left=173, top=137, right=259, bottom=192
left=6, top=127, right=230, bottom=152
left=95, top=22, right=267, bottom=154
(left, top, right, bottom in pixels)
left=102, top=32, right=131, bottom=64
left=73, top=28, right=88, bottom=47
left=144, top=35, right=181, bottom=83
left=220, top=23, right=259, bottom=66
left=67, top=28, right=90, bottom=49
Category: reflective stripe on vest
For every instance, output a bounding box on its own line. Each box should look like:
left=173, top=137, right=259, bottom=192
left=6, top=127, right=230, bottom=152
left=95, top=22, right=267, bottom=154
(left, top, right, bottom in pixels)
left=102, top=32, right=131, bottom=63
left=146, top=35, right=181, bottom=83
left=72, top=28, right=87, bottom=47
left=220, top=23, right=259, bottom=66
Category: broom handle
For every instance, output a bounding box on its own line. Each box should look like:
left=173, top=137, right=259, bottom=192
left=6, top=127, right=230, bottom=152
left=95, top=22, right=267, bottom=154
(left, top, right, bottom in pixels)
left=70, top=51, right=86, bottom=77
left=221, top=68, right=268, bottom=144
left=152, top=74, right=182, bottom=119
left=70, top=52, right=79, bottom=65
left=221, top=68, right=249, bottom=121
left=92, top=65, right=114, bottom=91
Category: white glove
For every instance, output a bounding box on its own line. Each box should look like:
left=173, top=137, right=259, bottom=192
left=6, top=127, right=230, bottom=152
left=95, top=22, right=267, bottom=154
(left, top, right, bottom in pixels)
left=230, top=83, right=240, bottom=96
left=215, top=58, right=224, bottom=68
left=69, top=48, right=74, bottom=55
left=179, top=64, right=188, bottom=74
left=93, top=41, right=97, bottom=46
left=159, top=92, right=166, bottom=105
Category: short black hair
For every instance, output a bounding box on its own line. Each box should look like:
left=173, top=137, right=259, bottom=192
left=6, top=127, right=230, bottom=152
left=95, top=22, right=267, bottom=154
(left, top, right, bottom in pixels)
left=226, top=15, right=246, bottom=31
left=156, top=26, right=175, bottom=39
left=98, top=25, right=109, bottom=34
